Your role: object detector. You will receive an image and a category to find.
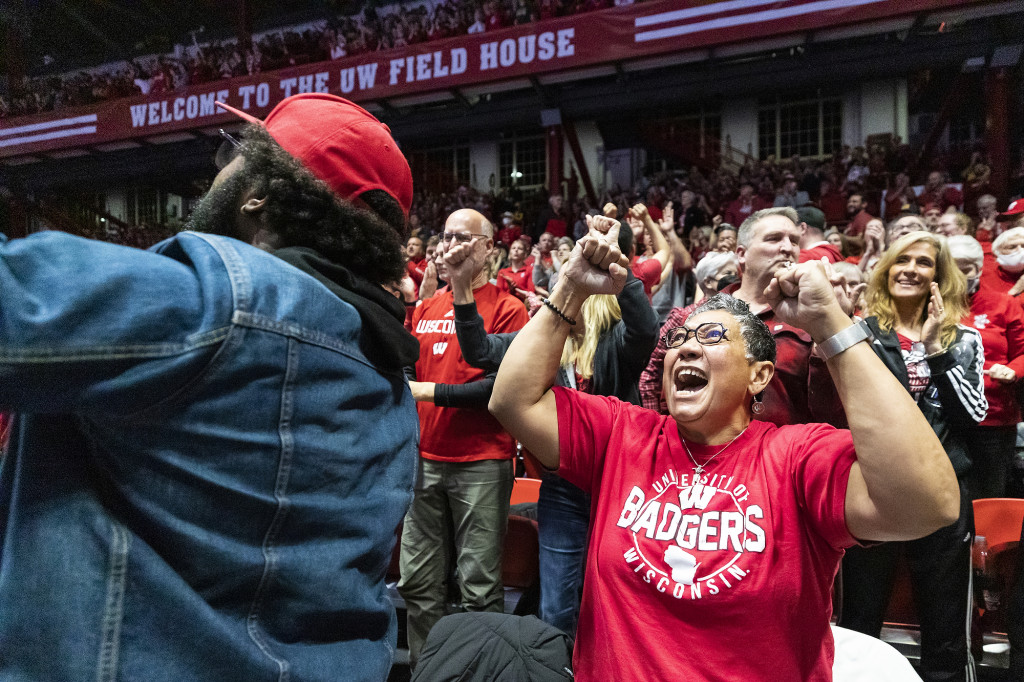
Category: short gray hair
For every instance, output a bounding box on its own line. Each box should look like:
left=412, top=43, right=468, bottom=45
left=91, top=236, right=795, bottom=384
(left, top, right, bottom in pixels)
left=831, top=261, right=863, bottom=283
left=687, top=293, right=776, bottom=363
left=947, top=235, right=984, bottom=269
left=993, top=227, right=1024, bottom=255
left=738, top=207, right=798, bottom=247
left=694, top=251, right=739, bottom=286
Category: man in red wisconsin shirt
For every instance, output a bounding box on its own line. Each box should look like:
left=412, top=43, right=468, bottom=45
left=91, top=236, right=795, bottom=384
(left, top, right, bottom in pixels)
left=400, top=208, right=529, bottom=667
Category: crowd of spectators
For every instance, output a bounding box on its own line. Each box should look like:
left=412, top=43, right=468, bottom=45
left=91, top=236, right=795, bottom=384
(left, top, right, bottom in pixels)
left=1, top=0, right=642, bottom=120
left=404, top=137, right=1023, bottom=256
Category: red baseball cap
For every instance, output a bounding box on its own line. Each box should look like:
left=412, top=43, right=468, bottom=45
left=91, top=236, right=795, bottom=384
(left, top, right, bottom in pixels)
left=216, top=94, right=413, bottom=218
left=998, top=198, right=1024, bottom=221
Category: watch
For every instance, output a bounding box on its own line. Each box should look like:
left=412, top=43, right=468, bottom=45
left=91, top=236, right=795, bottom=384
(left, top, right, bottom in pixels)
left=818, top=319, right=871, bottom=360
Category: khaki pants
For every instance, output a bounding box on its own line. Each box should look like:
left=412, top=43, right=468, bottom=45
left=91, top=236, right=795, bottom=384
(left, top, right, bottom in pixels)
left=397, top=458, right=514, bottom=666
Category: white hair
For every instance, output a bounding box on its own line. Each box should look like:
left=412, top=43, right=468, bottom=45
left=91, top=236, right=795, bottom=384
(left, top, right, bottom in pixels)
left=993, top=227, right=1024, bottom=255
left=831, top=261, right=863, bottom=283
left=694, top=250, right=739, bottom=285
left=947, top=235, right=984, bottom=268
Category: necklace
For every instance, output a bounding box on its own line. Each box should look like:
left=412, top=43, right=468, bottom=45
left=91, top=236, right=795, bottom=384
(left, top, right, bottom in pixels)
left=681, top=427, right=748, bottom=477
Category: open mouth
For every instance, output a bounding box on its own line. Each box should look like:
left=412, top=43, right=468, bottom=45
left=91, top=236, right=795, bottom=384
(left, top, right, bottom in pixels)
left=675, top=367, right=709, bottom=394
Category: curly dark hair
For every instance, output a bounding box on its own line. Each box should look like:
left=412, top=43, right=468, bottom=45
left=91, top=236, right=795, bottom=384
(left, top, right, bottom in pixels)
left=233, top=124, right=409, bottom=285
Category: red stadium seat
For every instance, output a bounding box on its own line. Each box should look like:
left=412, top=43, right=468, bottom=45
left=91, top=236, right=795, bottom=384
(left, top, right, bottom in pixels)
left=972, top=498, right=1024, bottom=644
left=510, top=477, right=542, bottom=505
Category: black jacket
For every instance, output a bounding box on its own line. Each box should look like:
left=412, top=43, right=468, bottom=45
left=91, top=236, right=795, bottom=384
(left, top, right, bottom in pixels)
left=454, top=273, right=659, bottom=404
left=863, top=316, right=987, bottom=476
left=411, top=612, right=573, bottom=682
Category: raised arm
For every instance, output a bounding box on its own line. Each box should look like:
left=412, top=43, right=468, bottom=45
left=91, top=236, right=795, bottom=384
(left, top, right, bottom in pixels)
left=445, top=236, right=517, bottom=371
left=489, top=217, right=630, bottom=469
left=660, top=202, right=693, bottom=275
left=765, top=261, right=959, bottom=542
left=613, top=273, right=660, bottom=380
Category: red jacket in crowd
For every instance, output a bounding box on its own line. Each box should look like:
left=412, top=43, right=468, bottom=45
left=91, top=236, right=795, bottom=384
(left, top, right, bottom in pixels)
left=963, top=287, right=1024, bottom=426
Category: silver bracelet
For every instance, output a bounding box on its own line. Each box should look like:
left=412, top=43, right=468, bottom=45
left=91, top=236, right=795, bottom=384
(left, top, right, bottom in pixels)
left=818, top=320, right=871, bottom=360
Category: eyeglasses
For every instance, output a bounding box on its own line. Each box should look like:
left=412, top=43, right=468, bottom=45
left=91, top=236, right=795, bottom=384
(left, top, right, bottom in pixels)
left=441, top=231, right=490, bottom=244
left=214, top=128, right=242, bottom=170
left=664, top=322, right=730, bottom=349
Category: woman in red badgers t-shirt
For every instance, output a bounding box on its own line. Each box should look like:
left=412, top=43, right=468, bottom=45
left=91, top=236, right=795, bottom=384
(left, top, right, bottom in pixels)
left=490, top=215, right=958, bottom=682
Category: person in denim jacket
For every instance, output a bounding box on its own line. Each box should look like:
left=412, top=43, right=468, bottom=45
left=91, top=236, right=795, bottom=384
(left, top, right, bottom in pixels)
left=0, top=94, right=420, bottom=682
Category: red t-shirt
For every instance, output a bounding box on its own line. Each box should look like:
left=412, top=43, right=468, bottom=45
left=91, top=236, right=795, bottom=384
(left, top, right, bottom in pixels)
left=496, top=264, right=533, bottom=298
left=964, top=287, right=1024, bottom=425
left=844, top=209, right=873, bottom=237
left=543, top=218, right=568, bottom=238
left=798, top=242, right=844, bottom=264
left=553, top=388, right=856, bottom=682
left=632, top=256, right=662, bottom=298
left=406, top=257, right=427, bottom=289
left=895, top=333, right=929, bottom=400
left=723, top=197, right=767, bottom=227
left=411, top=283, right=529, bottom=461
left=496, top=225, right=522, bottom=246
left=917, top=186, right=963, bottom=212
left=819, top=192, right=847, bottom=224
left=979, top=253, right=1024, bottom=306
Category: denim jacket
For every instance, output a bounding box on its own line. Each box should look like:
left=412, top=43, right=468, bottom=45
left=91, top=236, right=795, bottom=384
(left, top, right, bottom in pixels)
left=0, top=231, right=418, bottom=681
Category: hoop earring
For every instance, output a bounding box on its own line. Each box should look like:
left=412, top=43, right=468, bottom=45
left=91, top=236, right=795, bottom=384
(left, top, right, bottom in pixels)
left=751, top=394, right=766, bottom=416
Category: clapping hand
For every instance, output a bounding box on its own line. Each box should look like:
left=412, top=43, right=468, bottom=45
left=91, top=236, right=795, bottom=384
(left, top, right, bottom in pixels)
left=920, top=282, right=946, bottom=356
left=419, top=260, right=438, bottom=300
left=659, top=201, right=675, bottom=234
left=864, top=220, right=885, bottom=254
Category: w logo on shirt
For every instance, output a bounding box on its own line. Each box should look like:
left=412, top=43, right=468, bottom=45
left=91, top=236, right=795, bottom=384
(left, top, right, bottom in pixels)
left=433, top=342, right=448, bottom=356
left=973, top=314, right=989, bottom=330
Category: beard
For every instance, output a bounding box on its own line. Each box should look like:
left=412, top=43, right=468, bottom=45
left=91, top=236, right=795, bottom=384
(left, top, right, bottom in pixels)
left=185, top=171, right=248, bottom=239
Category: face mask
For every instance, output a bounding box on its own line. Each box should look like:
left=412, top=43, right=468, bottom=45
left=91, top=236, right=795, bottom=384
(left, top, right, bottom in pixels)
left=716, top=274, right=740, bottom=291
left=967, top=277, right=980, bottom=294
left=997, top=250, right=1024, bottom=273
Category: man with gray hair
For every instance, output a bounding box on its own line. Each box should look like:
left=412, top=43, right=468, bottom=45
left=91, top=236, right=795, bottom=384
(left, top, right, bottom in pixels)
left=886, top=213, right=927, bottom=246
left=641, top=207, right=844, bottom=427
left=976, top=194, right=999, bottom=239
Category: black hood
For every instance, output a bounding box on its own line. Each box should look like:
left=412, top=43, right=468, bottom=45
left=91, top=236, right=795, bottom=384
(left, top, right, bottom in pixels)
left=273, top=246, right=419, bottom=374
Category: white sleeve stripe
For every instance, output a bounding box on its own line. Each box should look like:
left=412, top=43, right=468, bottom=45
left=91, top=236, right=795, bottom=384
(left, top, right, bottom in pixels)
left=947, top=365, right=985, bottom=407
left=943, top=331, right=987, bottom=421
left=947, top=366, right=987, bottom=421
